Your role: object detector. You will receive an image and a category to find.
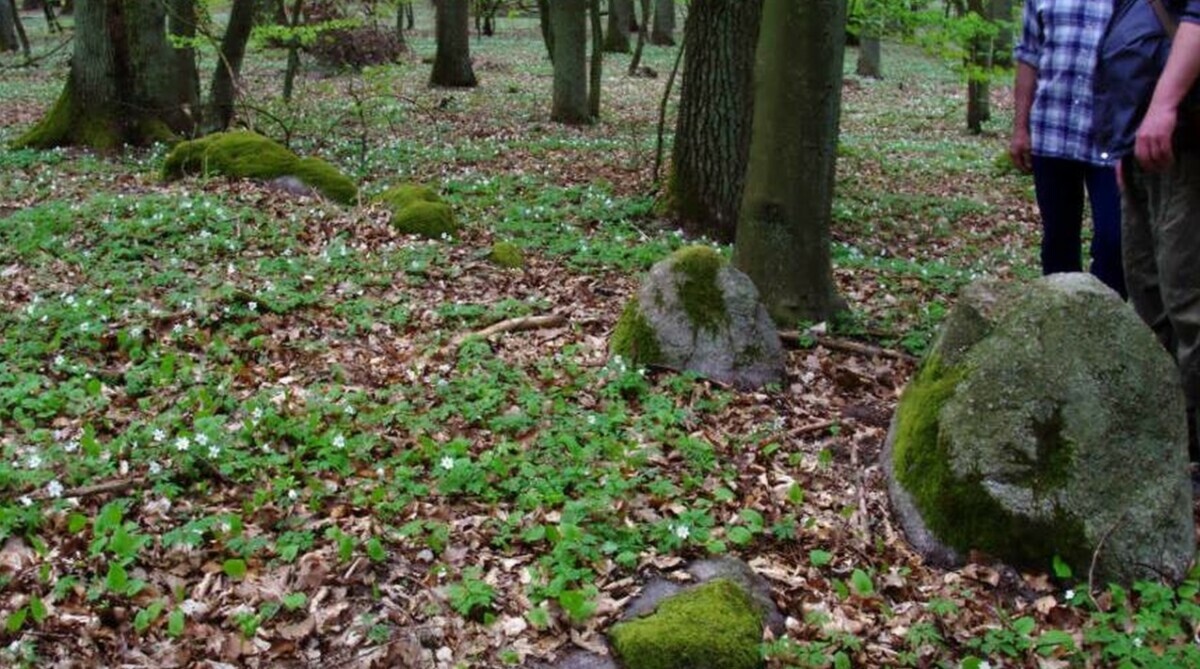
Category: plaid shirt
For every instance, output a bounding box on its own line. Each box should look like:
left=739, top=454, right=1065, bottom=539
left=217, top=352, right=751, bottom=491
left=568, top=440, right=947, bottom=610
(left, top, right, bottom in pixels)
left=1014, top=0, right=1114, bottom=165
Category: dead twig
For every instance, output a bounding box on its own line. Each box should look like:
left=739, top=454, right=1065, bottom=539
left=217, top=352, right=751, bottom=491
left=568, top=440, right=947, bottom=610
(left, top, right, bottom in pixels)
left=850, top=439, right=873, bottom=546
left=40, top=477, right=147, bottom=500
left=778, top=330, right=919, bottom=364
left=447, top=313, right=568, bottom=352
left=1087, top=512, right=1127, bottom=610
left=788, top=420, right=836, bottom=439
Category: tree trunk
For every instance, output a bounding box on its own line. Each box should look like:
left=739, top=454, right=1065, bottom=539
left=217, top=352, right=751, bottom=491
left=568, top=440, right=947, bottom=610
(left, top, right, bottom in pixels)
left=13, top=0, right=192, bottom=150
left=395, top=0, right=407, bottom=51
left=965, top=0, right=991, bottom=133
left=282, top=0, right=304, bottom=102
left=603, top=0, right=630, bottom=53
left=207, top=0, right=257, bottom=132
left=0, top=0, right=18, bottom=52
left=990, top=0, right=1013, bottom=68
left=5, top=0, right=30, bottom=58
left=856, top=36, right=881, bottom=78
left=588, top=0, right=602, bottom=118
left=650, top=0, right=674, bottom=45
left=431, top=0, right=476, bottom=87
left=168, top=0, right=200, bottom=135
left=537, top=0, right=553, bottom=61
left=733, top=0, right=847, bottom=324
left=42, top=0, right=61, bottom=32
left=668, top=0, right=762, bottom=244
left=550, top=0, right=588, bottom=124
left=628, top=0, right=650, bottom=74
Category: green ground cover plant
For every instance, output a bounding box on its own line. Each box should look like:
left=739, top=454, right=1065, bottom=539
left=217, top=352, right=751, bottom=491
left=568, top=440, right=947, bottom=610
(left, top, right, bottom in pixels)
left=1, top=5, right=1196, bottom=669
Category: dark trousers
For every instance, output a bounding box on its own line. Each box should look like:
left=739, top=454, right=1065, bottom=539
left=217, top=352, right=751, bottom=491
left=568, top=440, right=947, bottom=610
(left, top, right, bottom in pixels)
left=1032, top=156, right=1126, bottom=298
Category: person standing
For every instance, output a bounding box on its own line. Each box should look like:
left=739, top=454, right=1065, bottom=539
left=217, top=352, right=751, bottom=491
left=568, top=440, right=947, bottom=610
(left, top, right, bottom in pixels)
left=1095, top=0, right=1200, bottom=464
left=1011, top=0, right=1127, bottom=297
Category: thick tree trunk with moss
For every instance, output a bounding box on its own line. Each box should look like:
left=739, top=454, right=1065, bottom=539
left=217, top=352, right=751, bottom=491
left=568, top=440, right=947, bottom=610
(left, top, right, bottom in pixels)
left=207, top=0, right=257, bottom=132
left=431, top=0, right=477, bottom=87
left=650, top=0, right=674, bottom=45
left=733, top=0, right=847, bottom=324
left=551, top=0, right=588, bottom=124
left=13, top=0, right=193, bottom=150
left=668, top=0, right=762, bottom=244
left=603, top=0, right=630, bottom=53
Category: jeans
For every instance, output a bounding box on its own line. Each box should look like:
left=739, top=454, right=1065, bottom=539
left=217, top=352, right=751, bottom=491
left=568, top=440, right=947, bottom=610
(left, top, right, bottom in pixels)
left=1123, top=150, right=1200, bottom=461
left=1032, top=156, right=1126, bottom=298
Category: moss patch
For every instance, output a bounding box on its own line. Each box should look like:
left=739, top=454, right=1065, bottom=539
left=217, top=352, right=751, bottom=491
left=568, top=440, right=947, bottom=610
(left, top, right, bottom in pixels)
left=13, top=80, right=122, bottom=151
left=162, top=131, right=358, bottom=204
left=375, top=183, right=443, bottom=214
left=391, top=200, right=459, bottom=239
left=892, top=356, right=1090, bottom=570
left=609, top=578, right=763, bottom=669
left=611, top=299, right=663, bottom=366
left=669, top=245, right=728, bottom=332
left=488, top=241, right=525, bottom=269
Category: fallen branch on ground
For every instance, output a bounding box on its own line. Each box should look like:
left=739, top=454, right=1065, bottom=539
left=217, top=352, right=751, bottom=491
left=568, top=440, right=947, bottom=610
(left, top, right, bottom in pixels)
left=447, top=313, right=568, bottom=352
left=778, top=330, right=919, bottom=364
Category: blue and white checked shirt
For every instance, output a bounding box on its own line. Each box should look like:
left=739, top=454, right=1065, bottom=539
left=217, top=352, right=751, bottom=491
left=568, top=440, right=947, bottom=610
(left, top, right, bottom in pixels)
left=1014, top=0, right=1114, bottom=165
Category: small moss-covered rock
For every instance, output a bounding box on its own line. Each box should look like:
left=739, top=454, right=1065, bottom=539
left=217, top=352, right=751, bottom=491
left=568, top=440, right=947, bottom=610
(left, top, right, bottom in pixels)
left=162, top=131, right=358, bottom=204
left=489, top=241, right=525, bottom=269
left=610, top=246, right=784, bottom=389
left=391, top=200, right=459, bottom=239
left=375, top=183, right=443, bottom=214
left=609, top=578, right=763, bottom=669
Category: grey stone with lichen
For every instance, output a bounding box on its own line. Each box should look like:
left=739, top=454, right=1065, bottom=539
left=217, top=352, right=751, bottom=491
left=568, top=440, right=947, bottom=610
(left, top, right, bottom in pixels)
left=612, top=246, right=785, bottom=389
left=884, top=273, right=1195, bottom=583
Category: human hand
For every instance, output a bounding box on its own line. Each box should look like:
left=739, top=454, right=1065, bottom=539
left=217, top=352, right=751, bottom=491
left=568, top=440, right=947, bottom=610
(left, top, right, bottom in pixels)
left=1009, top=128, right=1033, bottom=173
left=1135, top=104, right=1178, bottom=171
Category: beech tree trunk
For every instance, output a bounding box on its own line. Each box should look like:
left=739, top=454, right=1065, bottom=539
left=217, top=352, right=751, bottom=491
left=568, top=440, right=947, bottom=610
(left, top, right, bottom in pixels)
left=207, top=0, right=257, bottom=132
left=668, top=0, right=762, bottom=243
left=588, top=0, right=602, bottom=118
left=733, top=0, right=847, bottom=324
left=551, top=0, right=588, bottom=124
left=168, top=0, right=200, bottom=133
left=650, top=0, right=674, bottom=46
left=965, top=0, right=993, bottom=132
left=13, top=0, right=194, bottom=149
left=431, top=0, right=477, bottom=87
left=628, top=0, right=650, bottom=74
left=537, top=0, right=553, bottom=61
left=603, top=0, right=630, bottom=53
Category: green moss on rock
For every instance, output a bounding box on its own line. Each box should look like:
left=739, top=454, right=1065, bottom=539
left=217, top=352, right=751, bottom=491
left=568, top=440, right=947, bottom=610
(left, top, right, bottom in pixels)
left=391, top=200, right=459, bottom=239
left=162, top=131, right=358, bottom=204
left=611, top=298, right=663, bottom=366
left=375, top=183, right=443, bottom=214
left=892, top=356, right=1090, bottom=569
left=670, top=245, right=728, bottom=331
left=489, top=241, right=525, bottom=269
left=609, top=578, right=763, bottom=669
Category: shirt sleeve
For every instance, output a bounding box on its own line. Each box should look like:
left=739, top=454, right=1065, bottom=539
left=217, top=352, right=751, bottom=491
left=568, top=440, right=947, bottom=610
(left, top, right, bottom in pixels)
left=1183, top=0, right=1200, bottom=23
left=1013, top=0, right=1042, bottom=66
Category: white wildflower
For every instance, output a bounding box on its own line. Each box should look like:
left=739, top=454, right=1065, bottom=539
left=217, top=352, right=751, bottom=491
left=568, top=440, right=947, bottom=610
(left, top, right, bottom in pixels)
left=54, top=355, right=65, bottom=366
left=674, top=525, right=690, bottom=540
left=46, top=480, right=64, bottom=498
left=195, top=433, right=209, bottom=446
left=19, top=496, right=33, bottom=507
left=64, top=440, right=78, bottom=453
left=440, top=456, right=455, bottom=471
left=153, top=429, right=166, bottom=443
left=148, top=461, right=162, bottom=475
left=251, top=407, right=264, bottom=420
left=208, top=445, right=220, bottom=459
left=332, top=434, right=346, bottom=449
left=248, top=301, right=257, bottom=312
left=175, top=436, right=190, bottom=451
left=1065, top=589, right=1075, bottom=601
left=288, top=489, right=298, bottom=501
left=26, top=454, right=42, bottom=469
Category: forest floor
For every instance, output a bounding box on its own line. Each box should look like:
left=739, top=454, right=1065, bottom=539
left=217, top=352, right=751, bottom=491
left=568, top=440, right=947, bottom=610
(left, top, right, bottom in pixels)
left=1, top=6, right=1197, bottom=669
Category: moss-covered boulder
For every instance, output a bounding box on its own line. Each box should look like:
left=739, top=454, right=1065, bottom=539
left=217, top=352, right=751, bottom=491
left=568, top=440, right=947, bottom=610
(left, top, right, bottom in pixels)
left=609, top=579, right=763, bottom=669
left=390, top=200, right=460, bottom=239
left=883, top=273, right=1194, bottom=583
left=162, top=131, right=358, bottom=204
left=489, top=241, right=525, bottom=269
left=611, top=246, right=784, bottom=389
left=375, top=183, right=443, bottom=214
